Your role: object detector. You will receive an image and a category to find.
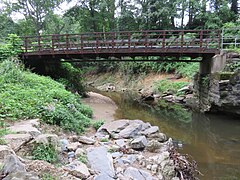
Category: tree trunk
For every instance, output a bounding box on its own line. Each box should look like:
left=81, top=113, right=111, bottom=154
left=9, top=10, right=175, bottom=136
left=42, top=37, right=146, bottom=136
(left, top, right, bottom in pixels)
left=231, top=0, right=238, bottom=15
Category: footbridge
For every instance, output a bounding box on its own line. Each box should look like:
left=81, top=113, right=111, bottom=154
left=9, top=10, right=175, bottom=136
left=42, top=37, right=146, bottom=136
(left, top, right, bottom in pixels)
left=20, top=29, right=225, bottom=74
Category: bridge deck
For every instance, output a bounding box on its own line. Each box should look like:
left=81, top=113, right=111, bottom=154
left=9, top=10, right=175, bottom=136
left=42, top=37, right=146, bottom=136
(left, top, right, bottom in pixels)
left=21, top=30, right=221, bottom=61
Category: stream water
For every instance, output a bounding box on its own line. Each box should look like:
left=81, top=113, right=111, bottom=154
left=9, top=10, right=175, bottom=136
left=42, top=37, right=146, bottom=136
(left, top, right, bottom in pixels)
left=100, top=91, right=240, bottom=180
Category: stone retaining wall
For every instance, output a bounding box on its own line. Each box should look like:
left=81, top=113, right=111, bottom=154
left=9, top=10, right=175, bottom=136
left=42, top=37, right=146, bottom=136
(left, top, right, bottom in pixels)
left=194, top=70, right=240, bottom=115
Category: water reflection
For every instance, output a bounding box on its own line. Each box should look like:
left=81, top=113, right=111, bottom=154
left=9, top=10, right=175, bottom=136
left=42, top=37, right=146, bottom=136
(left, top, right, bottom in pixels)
left=102, top=91, right=240, bottom=180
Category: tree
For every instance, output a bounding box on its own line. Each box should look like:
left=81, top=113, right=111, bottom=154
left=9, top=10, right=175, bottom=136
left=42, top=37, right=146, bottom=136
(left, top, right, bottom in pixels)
left=8, top=0, right=64, bottom=34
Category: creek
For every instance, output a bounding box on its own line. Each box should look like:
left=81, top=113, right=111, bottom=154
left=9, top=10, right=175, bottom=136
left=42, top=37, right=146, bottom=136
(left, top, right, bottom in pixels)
left=97, top=90, right=240, bottom=180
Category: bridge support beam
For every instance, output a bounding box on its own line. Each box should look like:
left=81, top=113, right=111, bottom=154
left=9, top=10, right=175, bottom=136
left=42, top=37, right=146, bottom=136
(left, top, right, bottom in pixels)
left=200, top=51, right=226, bottom=75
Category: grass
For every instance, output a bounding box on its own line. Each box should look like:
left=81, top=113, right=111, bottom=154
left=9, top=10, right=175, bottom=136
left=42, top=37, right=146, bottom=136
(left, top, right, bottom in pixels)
left=32, top=143, right=58, bottom=163
left=0, top=60, right=92, bottom=134
left=154, top=79, right=189, bottom=94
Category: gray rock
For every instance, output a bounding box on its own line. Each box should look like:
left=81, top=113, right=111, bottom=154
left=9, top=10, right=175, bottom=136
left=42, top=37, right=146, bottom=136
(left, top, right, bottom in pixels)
left=87, top=146, right=115, bottom=178
left=1, top=155, right=26, bottom=176
left=59, top=139, right=69, bottom=151
left=75, top=148, right=85, bottom=157
left=67, top=142, right=81, bottom=151
left=2, top=171, right=40, bottom=180
left=34, top=134, right=59, bottom=148
left=146, top=140, right=164, bottom=153
left=0, top=145, right=15, bottom=161
left=67, top=151, right=75, bottom=158
left=111, top=152, right=123, bottom=158
left=117, top=122, right=142, bottom=139
left=141, top=126, right=159, bottom=136
left=148, top=133, right=168, bottom=142
left=78, top=136, right=96, bottom=145
left=130, top=136, right=148, bottom=150
left=98, top=120, right=129, bottom=134
left=3, top=134, right=32, bottom=151
left=8, top=119, right=41, bottom=137
left=114, top=139, right=127, bottom=147
left=94, top=173, right=115, bottom=180
left=116, top=155, right=137, bottom=165
left=174, top=96, right=185, bottom=102
left=132, top=120, right=151, bottom=130
left=65, top=160, right=90, bottom=179
left=124, top=167, right=154, bottom=180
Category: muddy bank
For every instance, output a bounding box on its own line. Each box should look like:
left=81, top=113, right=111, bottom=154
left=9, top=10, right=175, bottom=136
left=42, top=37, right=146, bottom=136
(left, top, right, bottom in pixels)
left=82, top=92, right=117, bottom=123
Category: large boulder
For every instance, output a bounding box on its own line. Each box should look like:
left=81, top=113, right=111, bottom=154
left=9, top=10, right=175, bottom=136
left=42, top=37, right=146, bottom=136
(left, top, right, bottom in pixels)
left=87, top=146, right=115, bottom=178
left=2, top=171, right=40, bottom=180
left=97, top=120, right=159, bottom=139
left=130, top=136, right=148, bottom=150
left=8, top=119, right=41, bottom=137
left=65, top=160, right=90, bottom=179
left=1, top=155, right=26, bottom=176
left=3, top=134, right=32, bottom=151
left=141, top=126, right=159, bottom=137
left=78, top=136, right=96, bottom=145
left=98, top=120, right=130, bottom=135
left=0, top=145, right=15, bottom=161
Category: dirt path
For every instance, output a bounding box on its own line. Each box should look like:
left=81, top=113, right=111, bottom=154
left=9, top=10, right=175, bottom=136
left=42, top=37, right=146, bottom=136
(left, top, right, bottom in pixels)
left=82, top=92, right=117, bottom=123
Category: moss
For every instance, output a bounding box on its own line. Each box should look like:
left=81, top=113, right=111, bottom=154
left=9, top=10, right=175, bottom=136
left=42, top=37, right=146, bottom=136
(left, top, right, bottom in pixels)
left=219, top=72, right=234, bottom=80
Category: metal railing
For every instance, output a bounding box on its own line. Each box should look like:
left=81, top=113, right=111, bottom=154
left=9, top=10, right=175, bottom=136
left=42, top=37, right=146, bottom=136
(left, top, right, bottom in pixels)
left=21, top=30, right=221, bottom=58
left=221, top=28, right=240, bottom=49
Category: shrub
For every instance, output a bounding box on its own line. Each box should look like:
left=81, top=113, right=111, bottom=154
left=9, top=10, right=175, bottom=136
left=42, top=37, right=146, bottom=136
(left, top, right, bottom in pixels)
left=0, top=34, right=22, bottom=61
left=0, top=60, right=92, bottom=133
left=32, top=143, right=58, bottom=163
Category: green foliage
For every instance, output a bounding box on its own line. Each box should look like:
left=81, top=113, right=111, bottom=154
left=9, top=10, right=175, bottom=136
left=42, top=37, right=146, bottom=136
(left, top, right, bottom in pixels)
left=56, top=62, right=85, bottom=95
left=32, top=143, right=58, bottom=163
left=154, top=80, right=189, bottom=93
left=0, top=34, right=22, bottom=61
left=78, top=154, right=88, bottom=164
left=0, top=60, right=92, bottom=133
left=91, top=120, right=104, bottom=130
left=100, top=138, right=109, bottom=142
left=42, top=173, right=57, bottom=180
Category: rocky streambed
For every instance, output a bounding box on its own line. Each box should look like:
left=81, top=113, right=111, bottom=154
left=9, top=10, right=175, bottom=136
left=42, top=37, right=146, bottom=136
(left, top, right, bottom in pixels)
left=0, top=93, right=198, bottom=180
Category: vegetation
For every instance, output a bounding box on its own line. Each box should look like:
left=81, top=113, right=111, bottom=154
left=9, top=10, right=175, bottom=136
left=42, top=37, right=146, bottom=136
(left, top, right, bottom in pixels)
left=91, top=120, right=104, bottom=130
left=154, top=80, right=189, bottom=94
left=0, top=60, right=92, bottom=133
left=56, top=62, right=85, bottom=95
left=41, top=174, right=57, bottom=180
left=32, top=143, right=58, bottom=163
left=1, top=0, right=239, bottom=35
left=0, top=34, right=22, bottom=61
left=78, top=154, right=88, bottom=164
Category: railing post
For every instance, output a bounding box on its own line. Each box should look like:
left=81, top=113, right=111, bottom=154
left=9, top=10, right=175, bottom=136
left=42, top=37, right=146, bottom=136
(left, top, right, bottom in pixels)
left=145, top=32, right=148, bottom=49
left=112, top=32, right=115, bottom=49
left=162, top=31, right=166, bottom=48
left=181, top=31, right=184, bottom=48
left=128, top=32, right=131, bottom=49
left=221, top=29, right=224, bottom=50
left=38, top=34, right=41, bottom=52
left=66, top=34, right=69, bottom=50
left=96, top=32, right=99, bottom=50
left=24, top=37, right=28, bottom=53
left=200, top=30, right=203, bottom=48
left=52, top=35, right=55, bottom=52
left=81, top=34, right=83, bottom=52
